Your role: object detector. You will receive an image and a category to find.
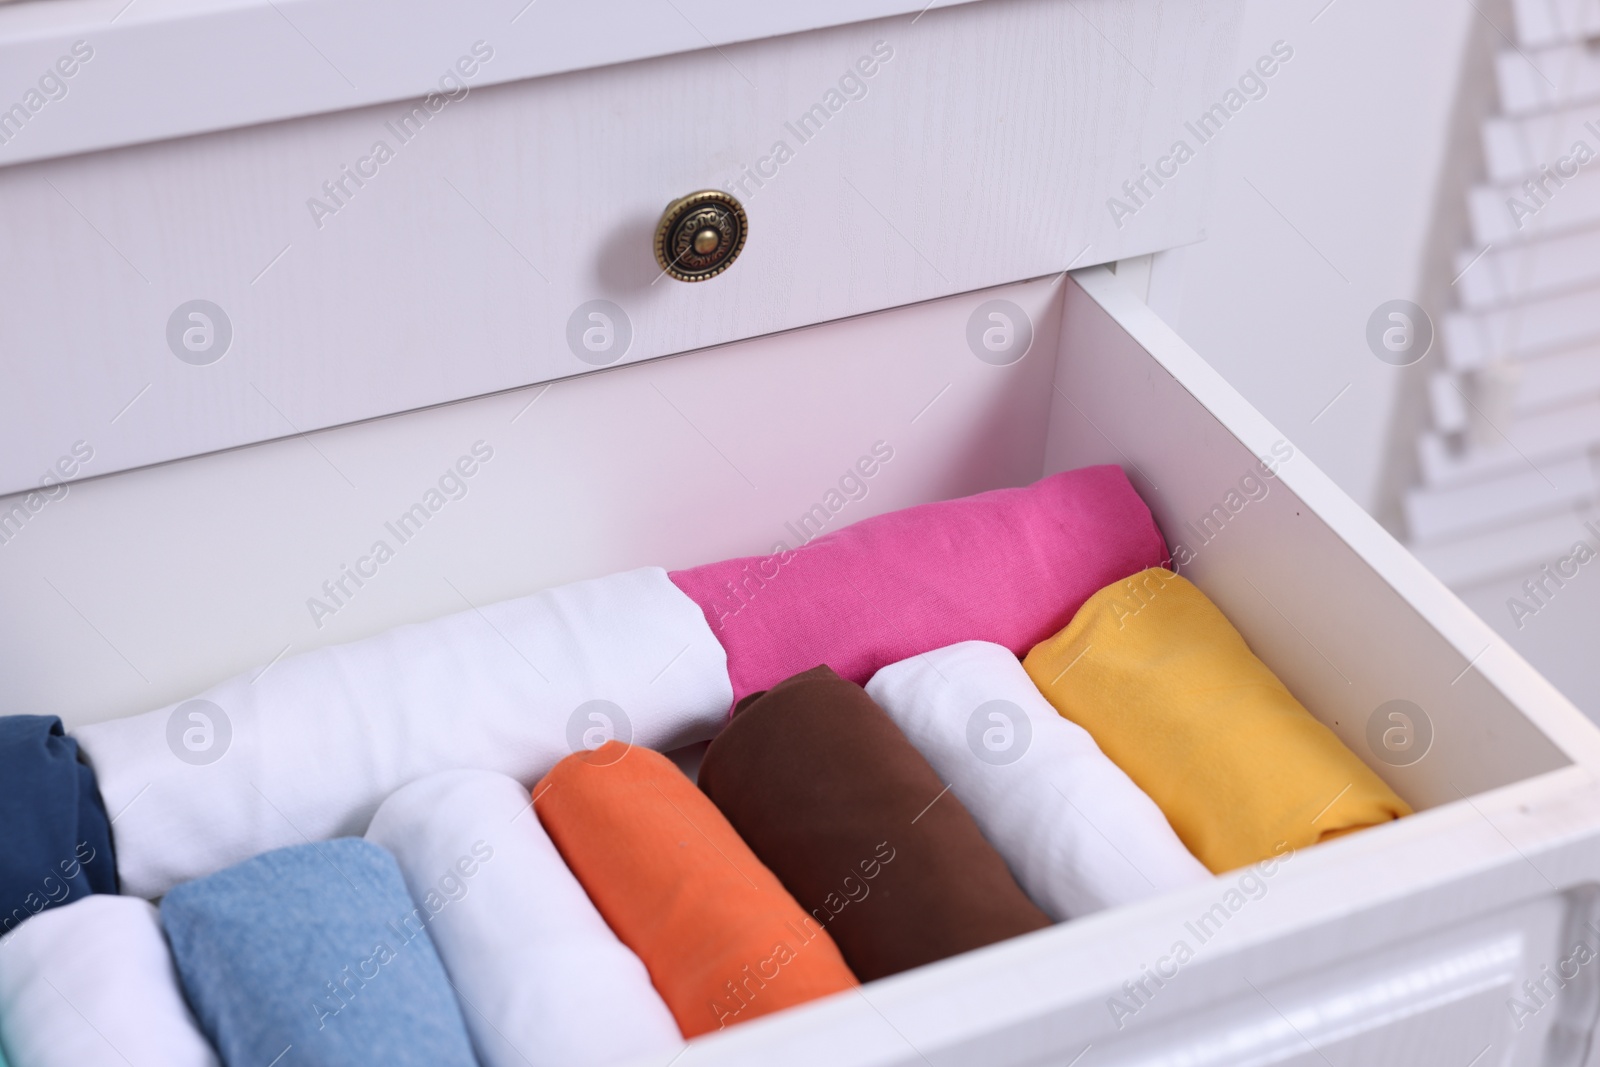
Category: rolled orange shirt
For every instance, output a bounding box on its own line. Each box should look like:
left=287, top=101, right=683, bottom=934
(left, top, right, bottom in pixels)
left=534, top=742, right=858, bottom=1037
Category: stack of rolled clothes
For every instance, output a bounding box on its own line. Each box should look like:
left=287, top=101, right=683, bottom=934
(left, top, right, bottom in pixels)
left=0, top=466, right=1412, bottom=1066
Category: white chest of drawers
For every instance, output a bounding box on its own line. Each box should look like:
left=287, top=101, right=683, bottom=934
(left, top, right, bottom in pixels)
left=4, top=3, right=1600, bottom=1065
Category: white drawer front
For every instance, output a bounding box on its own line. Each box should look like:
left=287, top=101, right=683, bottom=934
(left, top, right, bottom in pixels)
left=0, top=0, right=1246, bottom=495
left=0, top=0, right=979, bottom=167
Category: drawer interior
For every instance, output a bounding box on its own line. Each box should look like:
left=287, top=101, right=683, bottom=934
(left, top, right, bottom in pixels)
left=4, top=263, right=1592, bottom=1067
left=0, top=268, right=1574, bottom=816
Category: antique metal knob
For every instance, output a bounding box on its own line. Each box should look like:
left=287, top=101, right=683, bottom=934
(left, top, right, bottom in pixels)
left=654, top=190, right=747, bottom=282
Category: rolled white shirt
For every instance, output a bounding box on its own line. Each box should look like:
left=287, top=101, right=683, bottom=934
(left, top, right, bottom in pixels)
left=867, top=640, right=1210, bottom=920
left=366, top=769, right=682, bottom=1067
left=0, top=894, right=219, bottom=1067
left=77, top=567, right=732, bottom=899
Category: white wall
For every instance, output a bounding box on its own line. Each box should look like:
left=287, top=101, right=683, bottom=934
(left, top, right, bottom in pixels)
left=1152, top=0, right=1600, bottom=721
left=1151, top=0, right=1476, bottom=516
left=1460, top=545, right=1600, bottom=719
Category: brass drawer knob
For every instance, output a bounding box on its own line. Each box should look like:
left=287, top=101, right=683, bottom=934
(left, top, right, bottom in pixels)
left=654, top=190, right=747, bottom=282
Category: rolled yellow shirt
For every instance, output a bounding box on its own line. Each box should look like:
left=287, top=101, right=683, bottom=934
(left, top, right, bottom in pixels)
left=1023, top=568, right=1411, bottom=873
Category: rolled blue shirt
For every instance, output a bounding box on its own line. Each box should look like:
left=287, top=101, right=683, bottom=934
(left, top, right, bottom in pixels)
left=162, top=838, right=478, bottom=1066
left=0, top=715, right=116, bottom=938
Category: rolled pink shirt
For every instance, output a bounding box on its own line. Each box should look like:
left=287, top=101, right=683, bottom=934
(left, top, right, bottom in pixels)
left=669, top=465, right=1167, bottom=707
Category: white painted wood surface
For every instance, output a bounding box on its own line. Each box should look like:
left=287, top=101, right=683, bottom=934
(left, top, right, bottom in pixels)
left=1482, top=101, right=1600, bottom=183
left=1426, top=371, right=1468, bottom=435
left=1412, top=505, right=1600, bottom=588
left=1405, top=454, right=1596, bottom=544
left=1445, top=282, right=1600, bottom=367
left=1455, top=227, right=1600, bottom=309
left=1417, top=398, right=1600, bottom=488
left=1469, top=168, right=1600, bottom=244
left=1481, top=344, right=1600, bottom=416
left=0, top=0, right=979, bottom=167
left=1405, top=6, right=1600, bottom=605
left=1057, top=897, right=1563, bottom=1066
left=0, top=0, right=1244, bottom=497
left=1497, top=42, right=1600, bottom=114
left=1511, top=0, right=1600, bottom=48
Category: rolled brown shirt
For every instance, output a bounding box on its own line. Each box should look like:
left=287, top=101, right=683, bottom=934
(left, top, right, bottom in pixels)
left=699, top=665, right=1052, bottom=982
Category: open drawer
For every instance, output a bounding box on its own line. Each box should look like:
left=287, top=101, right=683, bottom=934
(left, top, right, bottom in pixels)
left=5, top=0, right=1600, bottom=1062
left=6, top=266, right=1600, bottom=1066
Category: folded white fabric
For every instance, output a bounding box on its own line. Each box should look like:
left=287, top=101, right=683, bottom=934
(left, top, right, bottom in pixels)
left=77, top=567, right=732, bottom=899
left=866, top=641, right=1210, bottom=920
left=0, top=895, right=218, bottom=1067
left=365, top=769, right=681, bottom=1067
